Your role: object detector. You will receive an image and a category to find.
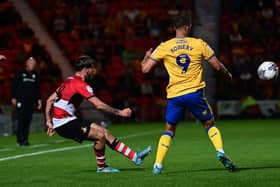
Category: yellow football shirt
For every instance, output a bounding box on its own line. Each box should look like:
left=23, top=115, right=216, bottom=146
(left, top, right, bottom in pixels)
left=150, top=37, right=214, bottom=98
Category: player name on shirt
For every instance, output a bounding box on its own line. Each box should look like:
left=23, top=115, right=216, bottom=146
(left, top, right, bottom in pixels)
left=170, top=44, right=193, bottom=53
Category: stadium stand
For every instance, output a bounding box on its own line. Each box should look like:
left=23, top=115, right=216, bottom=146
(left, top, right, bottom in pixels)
left=26, top=0, right=191, bottom=121
left=0, top=0, right=62, bottom=107
left=1, top=0, right=279, bottom=121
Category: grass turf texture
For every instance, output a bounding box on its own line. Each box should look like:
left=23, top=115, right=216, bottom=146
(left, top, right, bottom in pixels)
left=0, top=119, right=280, bottom=187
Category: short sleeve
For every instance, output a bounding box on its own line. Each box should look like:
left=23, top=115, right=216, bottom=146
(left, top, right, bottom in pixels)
left=150, top=42, right=166, bottom=62
left=201, top=39, right=215, bottom=60
left=77, top=82, right=95, bottom=99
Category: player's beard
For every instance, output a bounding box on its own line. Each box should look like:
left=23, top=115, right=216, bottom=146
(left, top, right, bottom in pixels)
left=84, top=72, right=94, bottom=83
left=84, top=67, right=96, bottom=83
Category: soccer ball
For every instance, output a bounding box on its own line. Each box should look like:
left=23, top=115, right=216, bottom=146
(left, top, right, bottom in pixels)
left=257, top=61, right=279, bottom=80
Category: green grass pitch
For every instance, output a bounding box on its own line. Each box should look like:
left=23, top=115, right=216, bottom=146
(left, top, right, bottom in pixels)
left=0, top=119, right=280, bottom=187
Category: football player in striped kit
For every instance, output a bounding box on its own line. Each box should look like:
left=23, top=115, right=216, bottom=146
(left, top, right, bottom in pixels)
left=45, top=55, right=151, bottom=172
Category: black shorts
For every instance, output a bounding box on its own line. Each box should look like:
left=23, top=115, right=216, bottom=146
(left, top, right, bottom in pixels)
left=55, top=118, right=92, bottom=143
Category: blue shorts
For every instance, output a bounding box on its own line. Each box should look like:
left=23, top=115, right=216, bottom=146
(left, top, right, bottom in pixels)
left=166, top=89, right=213, bottom=126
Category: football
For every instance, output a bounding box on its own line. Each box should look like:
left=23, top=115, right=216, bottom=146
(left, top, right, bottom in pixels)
left=257, top=61, right=279, bottom=80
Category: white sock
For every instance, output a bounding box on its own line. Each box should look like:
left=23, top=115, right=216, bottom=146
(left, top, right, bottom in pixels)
left=217, top=149, right=225, bottom=154
left=153, top=163, right=163, bottom=169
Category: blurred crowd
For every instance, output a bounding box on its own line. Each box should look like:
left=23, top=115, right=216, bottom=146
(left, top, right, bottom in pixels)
left=0, top=0, right=279, bottom=120
left=0, top=0, right=62, bottom=108
left=218, top=0, right=280, bottom=100
left=26, top=0, right=191, bottom=120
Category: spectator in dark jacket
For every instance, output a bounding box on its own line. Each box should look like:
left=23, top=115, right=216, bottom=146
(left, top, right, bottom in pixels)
left=11, top=57, right=42, bottom=146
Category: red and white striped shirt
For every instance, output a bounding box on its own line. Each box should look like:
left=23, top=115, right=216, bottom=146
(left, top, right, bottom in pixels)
left=52, top=76, right=95, bottom=128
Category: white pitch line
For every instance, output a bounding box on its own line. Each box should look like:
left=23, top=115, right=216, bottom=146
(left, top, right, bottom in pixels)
left=54, top=140, right=66, bottom=143
left=0, top=144, right=92, bottom=162
left=0, top=130, right=159, bottom=162
left=0, top=148, right=12, bottom=152
left=27, top=144, right=50, bottom=148
left=0, top=140, right=68, bottom=153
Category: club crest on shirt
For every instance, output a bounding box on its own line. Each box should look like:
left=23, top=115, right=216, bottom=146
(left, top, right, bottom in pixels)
left=86, top=85, right=93, bottom=93
left=202, top=110, right=208, bottom=116
left=81, top=127, right=87, bottom=133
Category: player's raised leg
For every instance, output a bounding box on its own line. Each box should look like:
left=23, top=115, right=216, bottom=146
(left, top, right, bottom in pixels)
left=107, top=138, right=152, bottom=166
left=90, top=123, right=152, bottom=167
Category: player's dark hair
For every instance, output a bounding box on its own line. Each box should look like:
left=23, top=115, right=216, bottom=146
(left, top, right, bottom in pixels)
left=172, top=14, right=191, bottom=29
left=74, top=55, right=95, bottom=71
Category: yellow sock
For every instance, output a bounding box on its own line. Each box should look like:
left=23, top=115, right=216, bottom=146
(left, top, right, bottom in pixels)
left=207, top=126, right=224, bottom=152
left=155, top=132, right=173, bottom=164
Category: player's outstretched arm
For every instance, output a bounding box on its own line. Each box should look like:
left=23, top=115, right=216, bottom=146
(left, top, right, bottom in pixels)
left=208, top=56, right=232, bottom=80
left=88, top=97, right=132, bottom=117
left=141, top=48, right=157, bottom=73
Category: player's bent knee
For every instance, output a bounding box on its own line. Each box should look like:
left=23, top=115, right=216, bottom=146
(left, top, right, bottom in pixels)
left=98, top=132, right=106, bottom=140
left=165, top=124, right=176, bottom=135
left=203, top=119, right=214, bottom=129
left=90, top=122, right=99, bottom=129
left=93, top=130, right=106, bottom=140
left=88, top=123, right=106, bottom=140
left=102, top=128, right=110, bottom=137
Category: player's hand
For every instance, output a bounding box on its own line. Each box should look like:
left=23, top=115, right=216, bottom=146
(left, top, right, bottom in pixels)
left=142, top=48, right=153, bottom=64
left=119, top=108, right=132, bottom=117
left=37, top=99, right=42, bottom=110
left=226, top=71, right=233, bottom=80
left=46, top=121, right=55, bottom=136
left=11, top=98, right=17, bottom=106
left=47, top=127, right=55, bottom=136
left=145, top=48, right=153, bottom=58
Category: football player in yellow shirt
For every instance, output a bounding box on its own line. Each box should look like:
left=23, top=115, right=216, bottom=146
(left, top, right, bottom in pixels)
left=141, top=14, right=236, bottom=174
